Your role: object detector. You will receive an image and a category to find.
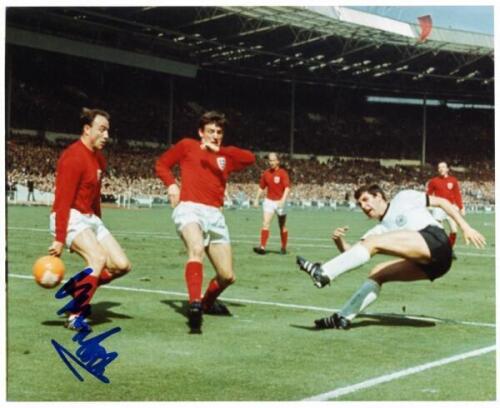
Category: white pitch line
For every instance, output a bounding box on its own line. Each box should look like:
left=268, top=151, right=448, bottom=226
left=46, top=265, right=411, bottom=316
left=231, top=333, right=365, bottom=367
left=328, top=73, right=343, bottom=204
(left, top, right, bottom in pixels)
left=7, top=227, right=495, bottom=257
left=8, top=273, right=495, bottom=328
left=303, top=344, right=496, bottom=401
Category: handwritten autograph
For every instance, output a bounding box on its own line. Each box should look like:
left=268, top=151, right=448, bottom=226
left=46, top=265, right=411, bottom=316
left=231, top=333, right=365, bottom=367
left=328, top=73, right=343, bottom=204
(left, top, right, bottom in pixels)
left=51, top=267, right=121, bottom=383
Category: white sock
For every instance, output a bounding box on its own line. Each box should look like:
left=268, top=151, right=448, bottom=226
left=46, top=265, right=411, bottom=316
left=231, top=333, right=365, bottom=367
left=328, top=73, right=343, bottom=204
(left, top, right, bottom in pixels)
left=340, top=279, right=381, bottom=321
left=322, top=244, right=371, bottom=281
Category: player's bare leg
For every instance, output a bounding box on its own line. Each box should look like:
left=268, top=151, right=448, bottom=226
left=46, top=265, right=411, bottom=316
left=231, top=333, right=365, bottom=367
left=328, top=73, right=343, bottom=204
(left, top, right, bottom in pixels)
left=71, top=229, right=109, bottom=277
left=203, top=243, right=234, bottom=315
left=315, top=259, right=429, bottom=330
left=361, top=230, right=432, bottom=261
left=99, top=233, right=131, bottom=285
left=67, top=229, right=109, bottom=330
left=179, top=222, right=206, bottom=333
left=254, top=211, right=274, bottom=255
left=298, top=230, right=431, bottom=287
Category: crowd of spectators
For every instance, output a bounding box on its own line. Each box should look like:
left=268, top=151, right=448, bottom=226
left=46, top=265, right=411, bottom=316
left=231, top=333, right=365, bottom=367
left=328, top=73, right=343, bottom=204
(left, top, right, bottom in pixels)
left=6, top=137, right=494, bottom=207
left=7, top=68, right=494, bottom=207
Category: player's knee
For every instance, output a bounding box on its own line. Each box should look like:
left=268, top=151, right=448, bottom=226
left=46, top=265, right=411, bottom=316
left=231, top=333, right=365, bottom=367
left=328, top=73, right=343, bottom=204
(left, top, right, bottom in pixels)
left=368, top=265, right=387, bottom=285
left=219, top=274, right=235, bottom=287
left=188, top=243, right=205, bottom=260
left=114, top=258, right=132, bottom=275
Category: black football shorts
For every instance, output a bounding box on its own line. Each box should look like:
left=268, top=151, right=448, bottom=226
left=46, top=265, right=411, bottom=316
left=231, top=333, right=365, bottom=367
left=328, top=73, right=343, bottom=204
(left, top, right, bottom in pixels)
left=418, top=225, right=453, bottom=281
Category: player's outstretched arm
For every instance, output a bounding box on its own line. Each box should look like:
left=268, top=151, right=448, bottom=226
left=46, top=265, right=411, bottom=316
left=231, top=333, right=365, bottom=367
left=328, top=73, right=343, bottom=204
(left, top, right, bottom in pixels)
left=332, top=226, right=351, bottom=253
left=219, top=146, right=256, bottom=171
left=429, top=196, right=486, bottom=248
left=155, top=140, right=185, bottom=187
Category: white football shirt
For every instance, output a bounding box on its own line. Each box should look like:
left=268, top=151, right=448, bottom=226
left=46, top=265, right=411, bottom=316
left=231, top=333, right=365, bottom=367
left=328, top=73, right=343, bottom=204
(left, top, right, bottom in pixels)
left=362, top=190, right=443, bottom=239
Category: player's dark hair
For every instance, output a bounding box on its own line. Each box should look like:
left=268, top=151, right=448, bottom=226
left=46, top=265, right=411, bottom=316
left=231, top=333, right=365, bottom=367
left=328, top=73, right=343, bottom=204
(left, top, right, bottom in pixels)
left=354, top=184, right=386, bottom=201
left=80, top=108, right=110, bottom=130
left=199, top=111, right=227, bottom=131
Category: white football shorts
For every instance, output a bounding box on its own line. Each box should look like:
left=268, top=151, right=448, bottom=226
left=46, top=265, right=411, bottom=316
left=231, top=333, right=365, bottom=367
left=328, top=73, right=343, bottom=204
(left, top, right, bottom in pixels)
left=50, top=209, right=111, bottom=248
left=263, top=198, right=286, bottom=216
left=172, top=201, right=230, bottom=246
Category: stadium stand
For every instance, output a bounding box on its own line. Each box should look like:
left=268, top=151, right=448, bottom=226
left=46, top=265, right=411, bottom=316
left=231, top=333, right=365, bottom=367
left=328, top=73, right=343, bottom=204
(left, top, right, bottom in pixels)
left=6, top=6, right=494, bottom=210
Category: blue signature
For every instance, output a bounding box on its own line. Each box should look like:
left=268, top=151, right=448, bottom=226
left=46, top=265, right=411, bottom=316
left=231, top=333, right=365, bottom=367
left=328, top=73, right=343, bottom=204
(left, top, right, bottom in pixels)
left=51, top=267, right=121, bottom=383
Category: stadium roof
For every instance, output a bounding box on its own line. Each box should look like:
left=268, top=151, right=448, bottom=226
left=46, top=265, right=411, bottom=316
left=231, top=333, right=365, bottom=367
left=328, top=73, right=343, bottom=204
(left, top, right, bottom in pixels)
left=6, top=6, right=494, bottom=101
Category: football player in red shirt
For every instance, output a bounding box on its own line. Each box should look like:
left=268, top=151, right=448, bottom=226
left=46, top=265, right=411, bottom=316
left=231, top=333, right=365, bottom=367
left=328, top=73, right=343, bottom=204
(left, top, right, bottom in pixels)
left=253, top=152, right=291, bottom=255
left=48, top=108, right=131, bottom=332
left=427, top=161, right=465, bottom=247
left=156, top=111, right=255, bottom=333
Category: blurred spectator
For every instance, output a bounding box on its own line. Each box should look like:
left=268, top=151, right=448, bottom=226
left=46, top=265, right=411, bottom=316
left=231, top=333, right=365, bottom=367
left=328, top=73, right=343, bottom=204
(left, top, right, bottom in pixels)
left=6, top=138, right=494, bottom=206
left=27, top=178, right=36, bottom=201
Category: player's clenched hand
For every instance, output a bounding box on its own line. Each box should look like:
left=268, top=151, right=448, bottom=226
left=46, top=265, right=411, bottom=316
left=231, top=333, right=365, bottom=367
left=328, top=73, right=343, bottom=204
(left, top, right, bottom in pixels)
left=48, top=241, right=64, bottom=257
left=332, top=226, right=349, bottom=242
left=463, top=226, right=486, bottom=248
left=167, top=183, right=180, bottom=208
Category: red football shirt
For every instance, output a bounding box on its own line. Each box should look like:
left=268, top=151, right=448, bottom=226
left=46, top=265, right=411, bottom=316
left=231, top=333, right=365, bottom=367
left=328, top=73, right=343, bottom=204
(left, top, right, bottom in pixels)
left=156, top=138, right=255, bottom=208
left=427, top=175, right=463, bottom=209
left=52, top=140, right=106, bottom=243
left=259, top=167, right=290, bottom=200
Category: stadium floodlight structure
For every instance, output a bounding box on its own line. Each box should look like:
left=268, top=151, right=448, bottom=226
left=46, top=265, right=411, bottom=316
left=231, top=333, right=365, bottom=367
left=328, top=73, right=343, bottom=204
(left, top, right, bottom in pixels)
left=6, top=6, right=493, bottom=158
left=6, top=27, right=198, bottom=78
left=6, top=6, right=493, bottom=100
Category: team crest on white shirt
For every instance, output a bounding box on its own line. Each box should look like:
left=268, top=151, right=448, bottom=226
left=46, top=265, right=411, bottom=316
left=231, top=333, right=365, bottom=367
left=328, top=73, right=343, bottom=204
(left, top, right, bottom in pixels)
left=395, top=214, right=407, bottom=227
left=274, top=176, right=280, bottom=184
left=447, top=182, right=453, bottom=190
left=217, top=157, right=226, bottom=171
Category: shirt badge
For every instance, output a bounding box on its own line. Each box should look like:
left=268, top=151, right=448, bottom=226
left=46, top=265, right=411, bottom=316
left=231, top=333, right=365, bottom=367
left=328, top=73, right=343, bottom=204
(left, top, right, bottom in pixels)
left=274, top=176, right=281, bottom=184
left=217, top=157, right=226, bottom=171
left=447, top=182, right=453, bottom=190
left=395, top=215, right=407, bottom=227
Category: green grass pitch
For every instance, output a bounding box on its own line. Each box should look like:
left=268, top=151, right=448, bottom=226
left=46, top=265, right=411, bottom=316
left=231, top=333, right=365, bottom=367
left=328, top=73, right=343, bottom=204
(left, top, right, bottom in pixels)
left=6, top=205, right=496, bottom=401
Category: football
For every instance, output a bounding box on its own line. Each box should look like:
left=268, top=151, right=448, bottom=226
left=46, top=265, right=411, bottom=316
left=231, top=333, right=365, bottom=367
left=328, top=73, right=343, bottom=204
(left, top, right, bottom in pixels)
left=32, top=255, right=65, bottom=288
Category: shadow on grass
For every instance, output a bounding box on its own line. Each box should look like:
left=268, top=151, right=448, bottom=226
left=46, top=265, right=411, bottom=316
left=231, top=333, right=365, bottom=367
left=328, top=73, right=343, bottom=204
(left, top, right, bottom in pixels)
left=253, top=248, right=289, bottom=256
left=161, top=299, right=189, bottom=318
left=350, top=314, right=436, bottom=328
left=160, top=299, right=246, bottom=318
left=290, top=313, right=436, bottom=331
left=41, top=301, right=132, bottom=328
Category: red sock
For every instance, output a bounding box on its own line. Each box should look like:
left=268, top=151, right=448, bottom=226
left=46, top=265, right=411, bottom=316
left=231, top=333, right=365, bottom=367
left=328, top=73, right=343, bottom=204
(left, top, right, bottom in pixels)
left=202, top=278, right=227, bottom=311
left=72, top=274, right=99, bottom=315
left=280, top=228, right=288, bottom=250
left=449, top=232, right=457, bottom=247
left=185, top=261, right=203, bottom=303
left=98, top=268, right=115, bottom=286
left=260, top=229, right=270, bottom=249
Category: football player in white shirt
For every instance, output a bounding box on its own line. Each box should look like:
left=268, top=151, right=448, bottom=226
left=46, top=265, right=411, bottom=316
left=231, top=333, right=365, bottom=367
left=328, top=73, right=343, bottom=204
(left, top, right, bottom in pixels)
left=296, top=184, right=486, bottom=330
